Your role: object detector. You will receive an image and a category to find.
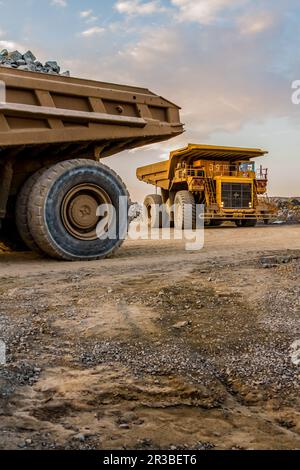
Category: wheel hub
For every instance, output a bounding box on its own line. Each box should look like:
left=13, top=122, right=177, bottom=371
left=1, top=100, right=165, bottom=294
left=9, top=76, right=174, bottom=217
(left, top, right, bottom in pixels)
left=61, top=184, right=112, bottom=241
left=69, top=194, right=99, bottom=229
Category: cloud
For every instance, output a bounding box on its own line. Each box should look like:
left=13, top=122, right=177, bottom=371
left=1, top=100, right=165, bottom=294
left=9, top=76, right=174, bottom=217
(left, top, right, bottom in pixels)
left=0, top=39, right=27, bottom=50
left=80, top=10, right=98, bottom=24
left=101, top=19, right=290, bottom=143
left=51, top=0, right=67, bottom=7
left=115, top=0, right=165, bottom=16
left=117, top=27, right=182, bottom=66
left=80, top=27, right=105, bottom=37
left=237, top=10, right=276, bottom=34
left=171, top=0, right=244, bottom=24
left=80, top=10, right=93, bottom=18
left=86, top=16, right=98, bottom=23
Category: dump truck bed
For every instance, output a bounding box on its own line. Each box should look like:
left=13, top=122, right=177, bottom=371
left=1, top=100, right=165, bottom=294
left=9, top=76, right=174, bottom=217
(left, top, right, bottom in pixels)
left=0, top=67, right=183, bottom=159
left=137, top=144, right=268, bottom=189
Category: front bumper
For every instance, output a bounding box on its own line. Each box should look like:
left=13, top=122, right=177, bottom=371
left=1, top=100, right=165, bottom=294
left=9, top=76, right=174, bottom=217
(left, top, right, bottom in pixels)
left=203, top=210, right=274, bottom=221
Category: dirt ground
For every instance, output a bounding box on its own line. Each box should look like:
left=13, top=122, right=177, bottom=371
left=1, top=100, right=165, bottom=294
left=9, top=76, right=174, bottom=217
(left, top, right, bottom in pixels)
left=0, top=224, right=300, bottom=450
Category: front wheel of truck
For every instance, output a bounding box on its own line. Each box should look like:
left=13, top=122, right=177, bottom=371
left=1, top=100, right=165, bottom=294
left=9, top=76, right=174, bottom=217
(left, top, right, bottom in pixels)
left=144, top=194, right=169, bottom=229
left=174, top=191, right=196, bottom=230
left=27, top=160, right=130, bottom=261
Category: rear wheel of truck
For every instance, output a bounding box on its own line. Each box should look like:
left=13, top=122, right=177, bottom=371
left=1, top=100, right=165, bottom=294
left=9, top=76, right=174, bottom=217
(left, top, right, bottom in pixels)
left=15, top=168, right=48, bottom=254
left=174, top=191, right=196, bottom=230
left=210, top=220, right=222, bottom=227
left=144, top=194, right=168, bottom=229
left=241, top=219, right=257, bottom=227
left=27, top=160, right=130, bottom=261
left=165, top=197, right=175, bottom=228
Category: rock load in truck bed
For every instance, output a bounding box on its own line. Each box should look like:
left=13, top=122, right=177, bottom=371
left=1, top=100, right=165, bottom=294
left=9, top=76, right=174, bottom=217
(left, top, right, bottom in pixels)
left=0, top=49, right=69, bottom=76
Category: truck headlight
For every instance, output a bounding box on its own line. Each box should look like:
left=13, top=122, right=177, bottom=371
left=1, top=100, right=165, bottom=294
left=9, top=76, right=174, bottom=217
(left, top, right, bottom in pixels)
left=249, top=202, right=252, bottom=208
left=221, top=202, right=224, bottom=208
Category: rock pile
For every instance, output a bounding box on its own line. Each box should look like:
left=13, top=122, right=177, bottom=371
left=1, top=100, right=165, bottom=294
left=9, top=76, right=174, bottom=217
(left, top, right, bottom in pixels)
left=0, top=49, right=70, bottom=76
left=271, top=198, right=300, bottom=224
left=129, top=202, right=143, bottom=222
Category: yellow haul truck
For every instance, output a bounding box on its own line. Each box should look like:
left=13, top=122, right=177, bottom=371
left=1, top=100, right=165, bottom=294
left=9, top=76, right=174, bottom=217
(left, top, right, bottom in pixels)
left=137, top=144, right=273, bottom=229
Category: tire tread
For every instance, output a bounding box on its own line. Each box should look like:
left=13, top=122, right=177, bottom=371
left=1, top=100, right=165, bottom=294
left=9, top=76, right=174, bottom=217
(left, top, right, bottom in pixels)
left=28, top=159, right=130, bottom=261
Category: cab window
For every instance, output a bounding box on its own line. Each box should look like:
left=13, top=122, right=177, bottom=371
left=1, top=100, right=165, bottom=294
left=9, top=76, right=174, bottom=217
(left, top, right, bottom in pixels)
left=240, top=162, right=255, bottom=172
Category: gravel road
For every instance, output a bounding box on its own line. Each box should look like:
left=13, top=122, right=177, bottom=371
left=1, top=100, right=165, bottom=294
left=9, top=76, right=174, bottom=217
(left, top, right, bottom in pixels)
left=0, top=224, right=299, bottom=450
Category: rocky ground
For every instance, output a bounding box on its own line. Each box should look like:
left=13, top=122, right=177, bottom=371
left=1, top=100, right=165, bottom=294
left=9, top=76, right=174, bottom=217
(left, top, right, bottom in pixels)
left=0, top=224, right=299, bottom=450
left=271, top=198, right=300, bottom=224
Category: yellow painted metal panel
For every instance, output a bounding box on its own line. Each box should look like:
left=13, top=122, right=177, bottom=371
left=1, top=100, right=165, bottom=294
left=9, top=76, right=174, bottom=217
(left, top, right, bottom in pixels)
left=170, top=144, right=268, bottom=162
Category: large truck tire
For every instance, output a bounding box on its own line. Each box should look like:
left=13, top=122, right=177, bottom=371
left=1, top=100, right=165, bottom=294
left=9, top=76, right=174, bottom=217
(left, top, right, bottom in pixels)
left=27, top=160, right=130, bottom=261
left=15, top=168, right=48, bottom=254
left=174, top=191, right=196, bottom=230
left=241, top=219, right=257, bottom=227
left=210, top=219, right=222, bottom=227
left=144, top=194, right=168, bottom=228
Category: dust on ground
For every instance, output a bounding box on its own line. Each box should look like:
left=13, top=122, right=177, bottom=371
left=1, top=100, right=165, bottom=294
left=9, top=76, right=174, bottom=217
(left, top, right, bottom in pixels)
left=0, top=225, right=300, bottom=450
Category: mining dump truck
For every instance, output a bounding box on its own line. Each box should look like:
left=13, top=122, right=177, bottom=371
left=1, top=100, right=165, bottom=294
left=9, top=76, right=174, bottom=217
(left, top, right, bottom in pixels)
left=0, top=67, right=183, bottom=260
left=137, top=144, right=273, bottom=229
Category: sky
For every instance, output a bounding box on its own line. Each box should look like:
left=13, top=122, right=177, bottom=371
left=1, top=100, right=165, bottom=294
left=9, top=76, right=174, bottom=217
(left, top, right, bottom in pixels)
left=1, top=0, right=300, bottom=201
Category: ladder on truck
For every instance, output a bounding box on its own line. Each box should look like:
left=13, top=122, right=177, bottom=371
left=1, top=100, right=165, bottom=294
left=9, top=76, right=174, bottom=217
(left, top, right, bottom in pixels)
left=253, top=181, right=259, bottom=207
left=204, top=178, right=217, bottom=207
